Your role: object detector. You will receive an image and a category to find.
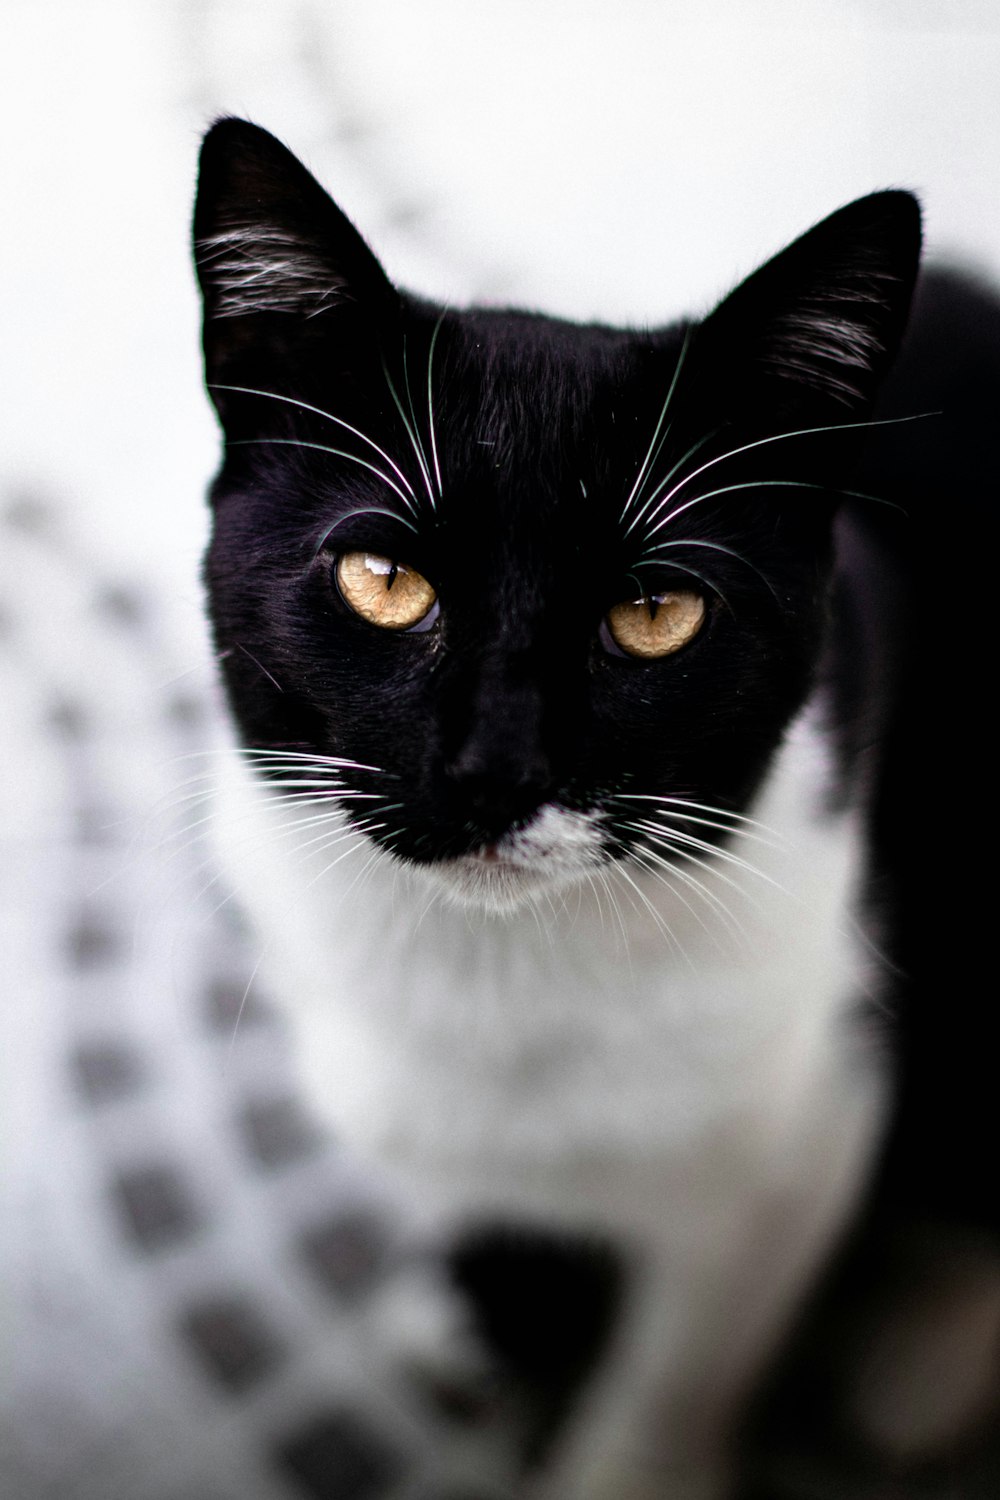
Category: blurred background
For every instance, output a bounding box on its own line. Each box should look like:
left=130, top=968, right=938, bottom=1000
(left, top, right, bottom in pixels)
left=3, top=0, right=999, bottom=607
left=1, top=4, right=998, bottom=1498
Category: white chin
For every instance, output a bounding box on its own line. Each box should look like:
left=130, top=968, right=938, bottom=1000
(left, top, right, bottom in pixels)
left=423, top=857, right=567, bottom=914
left=412, top=804, right=606, bottom=915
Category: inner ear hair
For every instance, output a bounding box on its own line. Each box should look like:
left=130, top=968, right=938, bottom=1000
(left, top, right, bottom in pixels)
left=195, top=221, right=349, bottom=320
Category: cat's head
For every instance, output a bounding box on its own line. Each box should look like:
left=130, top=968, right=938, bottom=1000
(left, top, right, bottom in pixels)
left=194, top=119, right=920, bottom=913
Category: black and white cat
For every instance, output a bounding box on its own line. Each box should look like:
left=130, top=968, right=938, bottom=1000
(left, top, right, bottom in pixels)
left=194, top=119, right=999, bottom=1497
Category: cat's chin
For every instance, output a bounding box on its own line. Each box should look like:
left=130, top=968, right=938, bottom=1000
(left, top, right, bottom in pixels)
left=411, top=803, right=605, bottom=915
left=419, top=856, right=580, bottom=915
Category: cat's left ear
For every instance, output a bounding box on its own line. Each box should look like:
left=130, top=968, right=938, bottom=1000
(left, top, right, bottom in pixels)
left=696, top=191, right=922, bottom=419
left=193, top=118, right=398, bottom=402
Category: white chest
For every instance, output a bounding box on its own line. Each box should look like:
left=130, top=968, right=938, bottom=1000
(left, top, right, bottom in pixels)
left=214, top=711, right=887, bottom=1241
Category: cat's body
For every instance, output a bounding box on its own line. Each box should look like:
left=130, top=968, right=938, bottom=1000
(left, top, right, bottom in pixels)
left=194, top=121, right=999, bottom=1496
left=216, top=708, right=879, bottom=1497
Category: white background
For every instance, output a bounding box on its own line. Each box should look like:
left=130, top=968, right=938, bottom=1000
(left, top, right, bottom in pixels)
left=1, top=0, right=997, bottom=641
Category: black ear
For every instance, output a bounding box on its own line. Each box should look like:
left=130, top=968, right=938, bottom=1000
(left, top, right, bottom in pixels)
left=193, top=118, right=397, bottom=397
left=697, top=191, right=922, bottom=418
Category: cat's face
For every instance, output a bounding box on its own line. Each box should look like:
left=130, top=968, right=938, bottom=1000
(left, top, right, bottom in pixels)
left=195, top=121, right=920, bottom=911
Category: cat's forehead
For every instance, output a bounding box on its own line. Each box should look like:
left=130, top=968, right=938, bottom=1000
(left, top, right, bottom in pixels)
left=398, top=305, right=686, bottom=513
left=372, top=311, right=621, bottom=557
left=433, top=305, right=670, bottom=422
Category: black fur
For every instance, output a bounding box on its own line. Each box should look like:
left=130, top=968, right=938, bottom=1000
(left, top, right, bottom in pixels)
left=195, top=119, right=919, bottom=867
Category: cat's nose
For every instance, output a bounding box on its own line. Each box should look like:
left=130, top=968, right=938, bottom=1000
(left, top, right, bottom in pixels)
left=445, top=706, right=552, bottom=831
left=447, top=740, right=552, bottom=813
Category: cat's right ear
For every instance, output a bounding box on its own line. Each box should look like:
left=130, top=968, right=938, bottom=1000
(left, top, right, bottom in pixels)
left=193, top=119, right=398, bottom=405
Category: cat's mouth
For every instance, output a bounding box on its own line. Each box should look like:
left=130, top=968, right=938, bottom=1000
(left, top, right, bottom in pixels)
left=468, top=842, right=502, bottom=864
left=420, top=805, right=606, bottom=913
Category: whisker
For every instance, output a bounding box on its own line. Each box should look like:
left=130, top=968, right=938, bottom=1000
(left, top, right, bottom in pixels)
left=234, top=642, right=284, bottom=693
left=619, top=326, right=693, bottom=523
left=626, top=824, right=769, bottom=918
left=615, top=799, right=777, bottom=846
left=224, top=948, right=269, bottom=1069
left=629, top=816, right=793, bottom=900
left=382, top=349, right=436, bottom=509
left=427, top=310, right=446, bottom=499
left=230, top=748, right=384, bottom=771
left=623, top=426, right=718, bottom=536
left=209, top=382, right=420, bottom=501
left=158, top=794, right=355, bottom=869
left=598, top=866, right=635, bottom=968
left=282, top=818, right=386, bottom=869
left=644, top=477, right=823, bottom=539
left=611, top=862, right=688, bottom=966
left=301, top=818, right=388, bottom=895
left=312, top=507, right=419, bottom=554
left=403, top=333, right=437, bottom=511
left=627, top=553, right=736, bottom=614
left=631, top=849, right=743, bottom=955
left=616, top=794, right=776, bottom=834
left=631, top=538, right=780, bottom=608
left=228, top=437, right=418, bottom=519
left=629, top=841, right=748, bottom=948
left=638, top=410, right=937, bottom=537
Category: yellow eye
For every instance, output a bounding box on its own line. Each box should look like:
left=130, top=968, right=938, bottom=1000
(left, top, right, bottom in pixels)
left=335, top=552, right=438, bottom=631
left=604, top=589, right=706, bottom=659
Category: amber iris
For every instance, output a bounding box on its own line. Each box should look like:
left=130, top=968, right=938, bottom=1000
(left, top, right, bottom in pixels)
left=336, top=552, right=437, bottom=630
left=606, top=589, right=705, bottom=658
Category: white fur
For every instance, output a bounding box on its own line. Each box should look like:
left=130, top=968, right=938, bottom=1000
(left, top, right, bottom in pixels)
left=768, top=304, right=885, bottom=401
left=197, top=226, right=345, bottom=318
left=214, top=702, right=889, bottom=1496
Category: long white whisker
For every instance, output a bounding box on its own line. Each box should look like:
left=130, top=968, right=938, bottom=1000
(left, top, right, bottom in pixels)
left=156, top=791, right=370, bottom=861
left=628, top=846, right=723, bottom=945
left=627, top=553, right=735, bottom=613
left=301, top=819, right=387, bottom=894
left=645, top=477, right=823, bottom=540
left=382, top=351, right=436, bottom=509
left=228, top=437, right=418, bottom=519
left=591, top=867, right=633, bottom=964
left=631, top=538, right=781, bottom=606
left=625, top=823, right=768, bottom=917
left=209, top=382, right=420, bottom=501
left=617, top=801, right=777, bottom=846
left=232, top=749, right=385, bottom=771
left=427, top=311, right=446, bottom=499
left=623, top=425, right=718, bottom=535
left=313, top=507, right=419, bottom=553
left=616, top=794, right=778, bottom=835
left=403, top=333, right=437, bottom=512
left=620, top=326, right=693, bottom=522
left=224, top=948, right=269, bottom=1070
left=630, top=817, right=794, bottom=900
left=283, top=818, right=386, bottom=869
left=638, top=411, right=937, bottom=536
left=611, top=862, right=688, bottom=965
left=165, top=748, right=383, bottom=773
left=629, top=841, right=748, bottom=947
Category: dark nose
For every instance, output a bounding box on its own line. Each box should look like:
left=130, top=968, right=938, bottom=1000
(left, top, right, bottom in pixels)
left=447, top=737, right=552, bottom=823
left=444, top=674, right=552, bottom=833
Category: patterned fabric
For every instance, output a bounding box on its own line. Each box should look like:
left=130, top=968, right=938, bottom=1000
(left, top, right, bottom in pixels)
left=0, top=493, right=525, bottom=1500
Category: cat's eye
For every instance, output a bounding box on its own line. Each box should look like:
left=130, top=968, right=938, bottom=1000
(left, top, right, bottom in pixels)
left=602, top=589, right=706, bottom=659
left=335, top=552, right=439, bottom=632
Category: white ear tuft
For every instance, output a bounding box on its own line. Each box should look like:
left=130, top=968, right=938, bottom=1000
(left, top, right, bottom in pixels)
left=195, top=225, right=347, bottom=320
left=764, top=286, right=896, bottom=405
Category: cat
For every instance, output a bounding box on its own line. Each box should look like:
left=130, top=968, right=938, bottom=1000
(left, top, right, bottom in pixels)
left=193, top=118, right=1000, bottom=1498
